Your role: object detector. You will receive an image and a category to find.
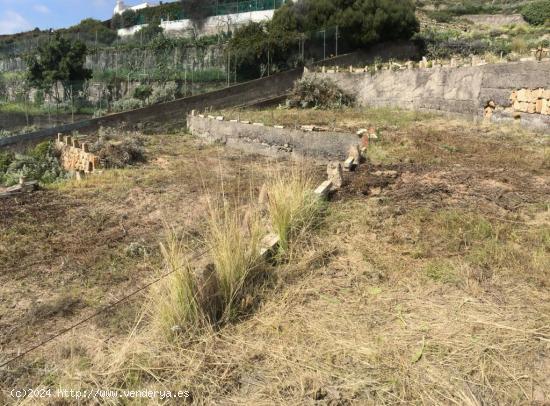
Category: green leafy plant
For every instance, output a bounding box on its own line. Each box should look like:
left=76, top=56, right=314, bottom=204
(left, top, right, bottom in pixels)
left=522, top=0, right=550, bottom=26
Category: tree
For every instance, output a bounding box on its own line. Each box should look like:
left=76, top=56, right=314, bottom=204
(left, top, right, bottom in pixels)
left=121, top=9, right=138, bottom=28
left=181, top=0, right=216, bottom=27
left=26, top=33, right=92, bottom=104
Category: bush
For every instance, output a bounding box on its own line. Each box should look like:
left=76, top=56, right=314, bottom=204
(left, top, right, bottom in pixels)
left=111, top=97, right=143, bottom=112
left=287, top=77, right=355, bottom=109
left=1, top=141, right=64, bottom=186
left=511, top=38, right=528, bottom=54
left=522, top=0, right=550, bottom=26
left=150, top=82, right=178, bottom=104
left=91, top=137, right=146, bottom=169
left=133, top=84, right=153, bottom=102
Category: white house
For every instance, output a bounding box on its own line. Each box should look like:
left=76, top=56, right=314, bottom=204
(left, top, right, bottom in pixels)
left=114, top=0, right=156, bottom=15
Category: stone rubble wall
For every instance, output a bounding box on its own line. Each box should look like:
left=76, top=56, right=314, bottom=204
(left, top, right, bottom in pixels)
left=55, top=134, right=99, bottom=173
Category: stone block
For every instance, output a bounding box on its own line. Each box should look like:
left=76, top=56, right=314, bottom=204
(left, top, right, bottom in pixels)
left=541, top=99, right=550, bottom=115
left=527, top=102, right=536, bottom=114
left=260, top=233, right=280, bottom=257
left=509, top=91, right=517, bottom=103
left=535, top=99, right=543, bottom=114
left=517, top=89, right=528, bottom=102
left=274, top=125, right=284, bottom=129
left=241, top=120, right=250, bottom=124
left=216, top=116, right=224, bottom=121
left=343, top=157, right=356, bottom=171
left=253, top=122, right=264, bottom=126
left=230, top=119, right=238, bottom=122
left=81, top=142, right=89, bottom=153
left=534, top=88, right=544, bottom=99
left=543, top=89, right=550, bottom=99
left=314, top=180, right=332, bottom=199
left=327, top=162, right=344, bottom=190
left=198, top=114, right=205, bottom=118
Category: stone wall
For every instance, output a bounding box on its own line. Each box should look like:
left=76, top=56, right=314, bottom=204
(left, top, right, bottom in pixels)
left=307, top=60, right=550, bottom=132
left=55, top=134, right=99, bottom=173
left=188, top=114, right=358, bottom=160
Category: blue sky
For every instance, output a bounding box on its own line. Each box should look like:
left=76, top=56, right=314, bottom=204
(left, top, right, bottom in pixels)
left=0, top=0, right=141, bottom=35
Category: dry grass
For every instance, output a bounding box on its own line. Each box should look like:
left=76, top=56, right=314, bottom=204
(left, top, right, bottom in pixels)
left=149, top=230, right=206, bottom=340
left=207, top=200, right=266, bottom=322
left=267, top=169, right=324, bottom=253
left=2, top=107, right=549, bottom=405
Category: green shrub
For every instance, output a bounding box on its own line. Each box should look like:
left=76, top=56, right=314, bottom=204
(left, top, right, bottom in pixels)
left=111, top=97, right=143, bottom=112
left=522, top=0, right=550, bottom=26
left=133, top=84, right=153, bottom=102
left=2, top=141, right=64, bottom=186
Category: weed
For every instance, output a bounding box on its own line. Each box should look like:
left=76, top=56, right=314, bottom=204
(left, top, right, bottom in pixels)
left=267, top=170, right=324, bottom=253
left=150, top=231, right=205, bottom=340
left=207, top=201, right=265, bottom=321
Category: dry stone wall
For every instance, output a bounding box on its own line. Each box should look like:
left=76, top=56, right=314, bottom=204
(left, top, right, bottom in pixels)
left=55, top=134, right=99, bottom=173
left=307, top=60, right=550, bottom=132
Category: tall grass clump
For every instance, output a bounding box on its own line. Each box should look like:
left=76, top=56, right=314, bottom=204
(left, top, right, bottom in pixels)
left=150, top=231, right=205, bottom=340
left=207, top=202, right=265, bottom=321
left=267, top=170, right=324, bottom=253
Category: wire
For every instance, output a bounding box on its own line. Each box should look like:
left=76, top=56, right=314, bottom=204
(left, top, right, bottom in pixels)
left=0, top=247, right=210, bottom=370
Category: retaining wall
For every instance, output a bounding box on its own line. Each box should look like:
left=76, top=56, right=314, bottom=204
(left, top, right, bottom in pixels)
left=307, top=60, right=550, bottom=132
left=188, top=114, right=359, bottom=160
left=0, top=67, right=303, bottom=149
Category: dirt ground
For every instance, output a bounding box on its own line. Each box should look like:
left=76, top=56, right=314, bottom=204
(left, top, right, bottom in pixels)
left=0, top=108, right=548, bottom=405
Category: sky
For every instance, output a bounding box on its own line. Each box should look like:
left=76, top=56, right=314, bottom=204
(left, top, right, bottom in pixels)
left=0, top=0, right=143, bottom=35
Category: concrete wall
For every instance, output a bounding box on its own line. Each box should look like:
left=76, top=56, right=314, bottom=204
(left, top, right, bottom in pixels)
left=0, top=67, right=303, bottom=149
left=118, top=9, right=275, bottom=38
left=188, top=115, right=358, bottom=160
left=307, top=60, right=550, bottom=132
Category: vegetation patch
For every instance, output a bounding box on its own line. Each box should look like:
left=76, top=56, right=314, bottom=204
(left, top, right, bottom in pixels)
left=286, top=77, right=355, bottom=109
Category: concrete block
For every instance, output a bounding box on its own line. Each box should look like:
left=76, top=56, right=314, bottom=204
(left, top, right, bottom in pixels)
left=230, top=119, right=239, bottom=122
left=260, top=233, right=280, bottom=257
left=198, top=114, right=205, bottom=118
left=314, top=180, right=332, bottom=198
left=191, top=109, right=196, bottom=116
left=216, top=116, right=224, bottom=121
left=274, top=125, right=284, bottom=129
left=241, top=120, right=251, bottom=124
left=301, top=125, right=316, bottom=132
left=253, top=122, right=265, bottom=126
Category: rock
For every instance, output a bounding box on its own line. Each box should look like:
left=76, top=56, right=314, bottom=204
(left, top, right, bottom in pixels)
left=356, top=128, right=368, bottom=137
left=343, top=157, right=356, bottom=171
left=348, top=144, right=362, bottom=164
left=314, top=180, right=332, bottom=198
left=327, top=162, right=344, bottom=190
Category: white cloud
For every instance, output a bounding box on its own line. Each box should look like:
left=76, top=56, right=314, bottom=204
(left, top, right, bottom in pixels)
left=33, top=4, right=51, bottom=14
left=0, top=10, right=32, bottom=34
